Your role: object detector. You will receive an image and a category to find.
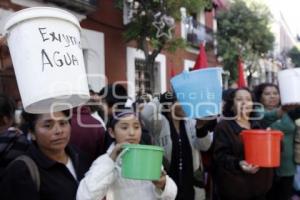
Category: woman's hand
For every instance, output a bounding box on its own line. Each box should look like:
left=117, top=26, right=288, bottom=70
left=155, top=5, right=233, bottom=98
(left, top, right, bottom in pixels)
left=239, top=160, right=259, bottom=174
left=196, top=117, right=216, bottom=129
left=152, top=170, right=167, bottom=190
left=196, top=119, right=209, bottom=128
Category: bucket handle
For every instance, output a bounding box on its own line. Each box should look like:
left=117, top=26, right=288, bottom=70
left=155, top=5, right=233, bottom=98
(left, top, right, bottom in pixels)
left=115, top=147, right=129, bottom=169
left=280, top=140, right=284, bottom=153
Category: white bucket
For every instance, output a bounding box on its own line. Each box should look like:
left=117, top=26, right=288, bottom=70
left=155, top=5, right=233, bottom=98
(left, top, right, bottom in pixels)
left=4, top=7, right=90, bottom=113
left=278, top=68, right=300, bottom=105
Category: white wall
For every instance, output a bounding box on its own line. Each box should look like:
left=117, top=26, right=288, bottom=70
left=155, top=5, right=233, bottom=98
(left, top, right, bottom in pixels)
left=184, top=59, right=195, bottom=71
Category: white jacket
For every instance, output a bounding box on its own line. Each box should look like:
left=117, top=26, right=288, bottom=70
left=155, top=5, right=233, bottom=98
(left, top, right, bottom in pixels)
left=140, top=98, right=213, bottom=200
left=76, top=144, right=177, bottom=200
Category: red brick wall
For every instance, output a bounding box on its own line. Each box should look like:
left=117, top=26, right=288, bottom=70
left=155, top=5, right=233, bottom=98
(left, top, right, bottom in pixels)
left=82, top=3, right=219, bottom=90
left=205, top=10, right=214, bottom=30
left=0, top=0, right=24, bottom=10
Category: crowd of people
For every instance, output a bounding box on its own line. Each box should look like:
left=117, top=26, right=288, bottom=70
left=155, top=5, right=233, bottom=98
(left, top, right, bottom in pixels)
left=0, top=82, right=300, bottom=200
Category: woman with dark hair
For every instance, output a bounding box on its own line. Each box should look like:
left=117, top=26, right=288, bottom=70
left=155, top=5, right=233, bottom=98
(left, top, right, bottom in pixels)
left=0, top=110, right=89, bottom=200
left=213, top=88, right=273, bottom=200
left=254, top=83, right=300, bottom=200
left=0, top=94, right=29, bottom=177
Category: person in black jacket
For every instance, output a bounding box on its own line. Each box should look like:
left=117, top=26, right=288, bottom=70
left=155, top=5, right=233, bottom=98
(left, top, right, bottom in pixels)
left=0, top=94, right=29, bottom=178
left=213, top=88, right=273, bottom=200
left=0, top=110, right=89, bottom=200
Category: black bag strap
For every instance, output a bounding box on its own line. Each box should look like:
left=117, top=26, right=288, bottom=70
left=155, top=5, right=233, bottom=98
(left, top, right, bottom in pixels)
left=8, top=155, right=40, bottom=191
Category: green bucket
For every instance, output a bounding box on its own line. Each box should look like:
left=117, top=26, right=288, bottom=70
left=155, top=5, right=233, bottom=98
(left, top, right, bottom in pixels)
left=120, top=144, right=164, bottom=180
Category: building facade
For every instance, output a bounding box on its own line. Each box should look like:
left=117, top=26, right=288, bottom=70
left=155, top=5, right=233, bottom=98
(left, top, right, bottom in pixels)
left=0, top=0, right=220, bottom=101
left=251, top=0, right=297, bottom=86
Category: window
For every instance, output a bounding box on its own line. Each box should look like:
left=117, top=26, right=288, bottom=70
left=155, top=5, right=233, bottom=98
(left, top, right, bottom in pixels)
left=181, top=8, right=213, bottom=49
left=44, top=0, right=97, bottom=13
left=126, top=47, right=166, bottom=100
left=184, top=15, right=206, bottom=48
left=123, top=0, right=134, bottom=25
left=135, top=59, right=160, bottom=96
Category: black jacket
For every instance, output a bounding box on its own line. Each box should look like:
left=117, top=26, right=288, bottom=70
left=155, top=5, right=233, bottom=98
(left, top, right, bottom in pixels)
left=0, top=129, right=29, bottom=178
left=0, top=143, right=89, bottom=200
left=213, top=120, right=273, bottom=200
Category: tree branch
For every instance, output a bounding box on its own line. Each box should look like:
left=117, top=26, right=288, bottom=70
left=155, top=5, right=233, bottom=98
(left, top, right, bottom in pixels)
left=149, top=39, right=166, bottom=62
left=141, top=37, right=149, bottom=60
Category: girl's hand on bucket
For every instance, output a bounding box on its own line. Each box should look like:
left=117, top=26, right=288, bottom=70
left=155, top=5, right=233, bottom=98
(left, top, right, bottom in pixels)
left=110, top=143, right=128, bottom=161
left=239, top=160, right=259, bottom=174
left=152, top=170, right=167, bottom=190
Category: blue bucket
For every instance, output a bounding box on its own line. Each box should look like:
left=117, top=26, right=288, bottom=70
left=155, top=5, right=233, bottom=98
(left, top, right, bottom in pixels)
left=170, top=67, right=223, bottom=118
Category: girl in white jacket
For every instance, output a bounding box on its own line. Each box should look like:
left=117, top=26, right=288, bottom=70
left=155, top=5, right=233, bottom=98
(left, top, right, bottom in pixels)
left=140, top=92, right=215, bottom=200
left=76, top=111, right=177, bottom=200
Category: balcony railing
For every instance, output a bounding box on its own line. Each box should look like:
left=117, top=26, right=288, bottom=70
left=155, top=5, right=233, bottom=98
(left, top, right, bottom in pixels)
left=183, top=16, right=213, bottom=49
left=43, top=0, right=97, bottom=14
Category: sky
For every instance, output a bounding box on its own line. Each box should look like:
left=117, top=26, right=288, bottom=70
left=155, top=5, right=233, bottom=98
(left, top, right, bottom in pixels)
left=266, top=0, right=300, bottom=37
left=279, top=0, right=300, bottom=36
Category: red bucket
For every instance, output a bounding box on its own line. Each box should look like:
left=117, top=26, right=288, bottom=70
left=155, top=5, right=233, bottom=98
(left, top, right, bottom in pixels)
left=241, top=129, right=283, bottom=167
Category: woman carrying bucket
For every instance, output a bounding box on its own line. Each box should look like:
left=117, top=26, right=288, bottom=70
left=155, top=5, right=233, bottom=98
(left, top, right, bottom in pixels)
left=140, top=92, right=215, bottom=200
left=76, top=110, right=177, bottom=200
left=213, top=88, right=273, bottom=200
left=254, top=83, right=300, bottom=200
left=0, top=110, right=90, bottom=200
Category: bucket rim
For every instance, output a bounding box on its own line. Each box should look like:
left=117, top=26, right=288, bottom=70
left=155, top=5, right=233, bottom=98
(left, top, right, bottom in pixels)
left=278, top=67, right=300, bottom=76
left=122, top=144, right=164, bottom=152
left=189, top=66, right=223, bottom=73
left=241, top=129, right=283, bottom=136
left=4, top=7, right=81, bottom=33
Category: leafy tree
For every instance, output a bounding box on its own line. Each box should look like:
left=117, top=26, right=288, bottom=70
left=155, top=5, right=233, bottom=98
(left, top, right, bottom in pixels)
left=115, top=0, right=211, bottom=71
left=216, top=0, right=274, bottom=85
left=288, top=46, right=300, bottom=68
